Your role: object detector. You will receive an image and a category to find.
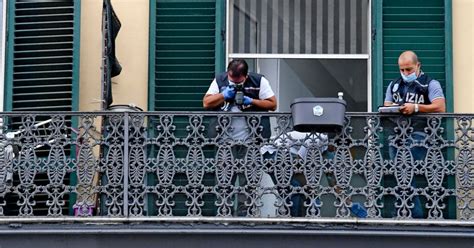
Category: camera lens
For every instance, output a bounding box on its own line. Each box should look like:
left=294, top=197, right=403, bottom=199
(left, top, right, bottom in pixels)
left=235, top=91, right=244, bottom=105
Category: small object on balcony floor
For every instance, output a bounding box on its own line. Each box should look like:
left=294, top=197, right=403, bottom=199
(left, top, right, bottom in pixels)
left=350, top=203, right=368, bottom=218
left=73, top=204, right=94, bottom=216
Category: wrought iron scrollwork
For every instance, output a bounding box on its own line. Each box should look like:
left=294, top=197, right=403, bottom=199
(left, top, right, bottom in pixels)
left=0, top=111, right=469, bottom=221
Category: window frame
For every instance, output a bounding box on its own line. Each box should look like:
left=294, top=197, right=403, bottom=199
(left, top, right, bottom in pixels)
left=371, top=0, right=453, bottom=112
left=0, top=0, right=6, bottom=111
left=225, top=0, right=373, bottom=111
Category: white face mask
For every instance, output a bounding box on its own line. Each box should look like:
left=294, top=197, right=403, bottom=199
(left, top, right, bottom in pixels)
left=228, top=79, right=245, bottom=85
left=401, top=71, right=417, bottom=83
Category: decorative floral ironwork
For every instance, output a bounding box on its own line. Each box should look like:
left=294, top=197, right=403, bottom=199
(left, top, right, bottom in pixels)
left=0, top=112, right=469, bottom=221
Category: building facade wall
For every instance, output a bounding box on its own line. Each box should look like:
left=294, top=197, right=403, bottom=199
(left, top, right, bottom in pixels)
left=79, top=0, right=471, bottom=113
left=453, top=0, right=474, bottom=113
left=79, top=0, right=149, bottom=111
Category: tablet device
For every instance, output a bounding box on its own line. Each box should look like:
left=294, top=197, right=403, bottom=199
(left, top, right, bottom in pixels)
left=378, top=106, right=401, bottom=113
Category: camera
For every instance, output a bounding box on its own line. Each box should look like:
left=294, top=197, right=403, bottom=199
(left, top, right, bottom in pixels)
left=234, top=83, right=244, bottom=105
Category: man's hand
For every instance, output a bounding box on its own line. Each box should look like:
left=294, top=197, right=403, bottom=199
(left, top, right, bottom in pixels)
left=243, top=96, right=253, bottom=105
left=400, top=103, right=415, bottom=115
left=399, top=99, right=446, bottom=115
left=222, top=86, right=235, bottom=101
left=249, top=96, right=277, bottom=111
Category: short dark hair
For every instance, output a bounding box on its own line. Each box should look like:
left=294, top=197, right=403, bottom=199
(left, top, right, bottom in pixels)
left=227, top=59, right=248, bottom=78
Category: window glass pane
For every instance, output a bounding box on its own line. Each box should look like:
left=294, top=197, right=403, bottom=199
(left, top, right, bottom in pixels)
left=230, top=0, right=369, bottom=55
left=277, top=59, right=368, bottom=112
left=240, top=58, right=368, bottom=111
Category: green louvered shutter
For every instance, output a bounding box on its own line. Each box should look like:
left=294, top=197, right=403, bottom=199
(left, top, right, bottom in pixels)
left=5, top=0, right=80, bottom=112
left=378, top=0, right=455, bottom=219
left=4, top=0, right=80, bottom=216
left=150, top=0, right=224, bottom=111
left=381, top=0, right=451, bottom=101
left=149, top=0, right=224, bottom=216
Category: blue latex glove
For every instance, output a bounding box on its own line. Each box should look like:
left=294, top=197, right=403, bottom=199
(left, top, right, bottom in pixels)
left=222, top=86, right=235, bottom=101
left=243, top=96, right=253, bottom=105
left=350, top=202, right=368, bottom=218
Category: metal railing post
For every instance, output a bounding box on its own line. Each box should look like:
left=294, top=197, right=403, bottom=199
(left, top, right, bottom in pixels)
left=123, top=112, right=129, bottom=217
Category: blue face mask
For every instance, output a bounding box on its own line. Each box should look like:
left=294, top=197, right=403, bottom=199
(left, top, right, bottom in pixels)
left=401, top=71, right=417, bottom=83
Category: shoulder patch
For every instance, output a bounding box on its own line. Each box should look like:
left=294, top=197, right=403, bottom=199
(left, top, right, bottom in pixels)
left=392, top=83, right=399, bottom=93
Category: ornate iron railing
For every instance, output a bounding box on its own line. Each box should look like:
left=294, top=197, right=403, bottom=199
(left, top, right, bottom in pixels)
left=0, top=111, right=471, bottom=222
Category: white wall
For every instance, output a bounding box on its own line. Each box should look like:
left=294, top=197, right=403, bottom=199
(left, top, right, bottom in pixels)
left=453, top=0, right=474, bottom=113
